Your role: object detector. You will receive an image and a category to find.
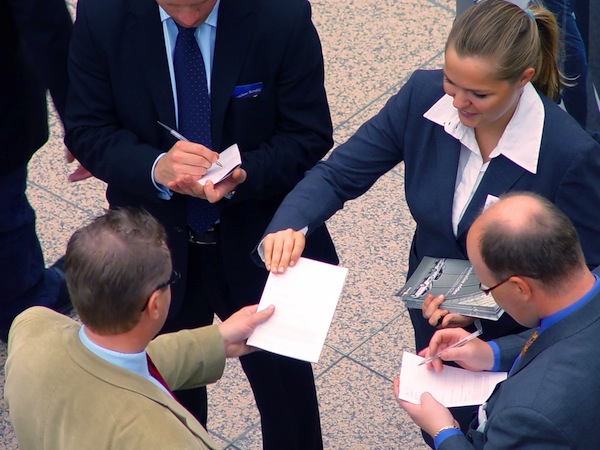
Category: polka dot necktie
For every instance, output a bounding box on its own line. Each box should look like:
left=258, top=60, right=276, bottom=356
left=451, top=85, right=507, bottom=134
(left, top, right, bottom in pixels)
left=174, top=24, right=219, bottom=235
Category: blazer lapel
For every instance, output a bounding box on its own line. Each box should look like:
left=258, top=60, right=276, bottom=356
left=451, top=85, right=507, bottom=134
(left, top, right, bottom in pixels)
left=127, top=0, right=176, bottom=126
left=433, top=126, right=463, bottom=245
left=210, top=0, right=255, bottom=151
left=456, top=155, right=527, bottom=239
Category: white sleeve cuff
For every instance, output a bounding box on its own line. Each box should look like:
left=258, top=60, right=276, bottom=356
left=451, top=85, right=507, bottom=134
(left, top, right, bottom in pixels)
left=152, top=153, right=172, bottom=200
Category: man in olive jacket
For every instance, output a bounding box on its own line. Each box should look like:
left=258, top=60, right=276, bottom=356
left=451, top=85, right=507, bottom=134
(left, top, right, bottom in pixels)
left=4, top=208, right=274, bottom=450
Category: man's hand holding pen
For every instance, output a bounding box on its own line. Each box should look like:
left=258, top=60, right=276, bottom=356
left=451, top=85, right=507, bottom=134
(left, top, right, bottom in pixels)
left=154, top=137, right=246, bottom=202
left=420, top=328, right=494, bottom=373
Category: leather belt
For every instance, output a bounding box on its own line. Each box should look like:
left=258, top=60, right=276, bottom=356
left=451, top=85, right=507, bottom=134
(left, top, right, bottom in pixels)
left=188, top=225, right=218, bottom=245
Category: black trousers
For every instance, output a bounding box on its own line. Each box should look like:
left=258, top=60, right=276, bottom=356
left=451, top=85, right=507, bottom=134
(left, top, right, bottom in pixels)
left=163, top=237, right=323, bottom=449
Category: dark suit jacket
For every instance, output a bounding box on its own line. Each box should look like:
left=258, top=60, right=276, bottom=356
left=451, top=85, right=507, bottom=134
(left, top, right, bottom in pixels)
left=264, top=69, right=600, bottom=348
left=439, top=281, right=600, bottom=449
left=0, top=0, right=72, bottom=175
left=65, top=0, right=338, bottom=317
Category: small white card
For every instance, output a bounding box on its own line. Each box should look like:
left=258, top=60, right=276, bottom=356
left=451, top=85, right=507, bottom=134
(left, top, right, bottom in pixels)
left=247, top=257, right=348, bottom=363
left=398, top=351, right=507, bottom=407
left=197, top=143, right=241, bottom=186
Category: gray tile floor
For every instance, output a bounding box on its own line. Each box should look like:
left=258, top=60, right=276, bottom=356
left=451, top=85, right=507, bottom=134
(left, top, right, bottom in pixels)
left=0, top=0, right=458, bottom=448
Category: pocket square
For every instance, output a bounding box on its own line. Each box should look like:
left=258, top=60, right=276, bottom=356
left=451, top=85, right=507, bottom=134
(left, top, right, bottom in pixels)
left=232, top=82, right=263, bottom=99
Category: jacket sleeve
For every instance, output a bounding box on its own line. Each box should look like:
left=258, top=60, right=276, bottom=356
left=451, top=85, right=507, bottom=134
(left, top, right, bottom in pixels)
left=146, top=325, right=226, bottom=391
left=64, top=0, right=166, bottom=201
left=261, top=70, right=421, bottom=237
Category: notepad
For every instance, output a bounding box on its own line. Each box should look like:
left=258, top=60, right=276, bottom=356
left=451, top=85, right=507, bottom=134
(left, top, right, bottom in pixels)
left=398, top=351, right=507, bottom=407
left=197, top=143, right=241, bottom=186
left=247, top=257, right=348, bottom=362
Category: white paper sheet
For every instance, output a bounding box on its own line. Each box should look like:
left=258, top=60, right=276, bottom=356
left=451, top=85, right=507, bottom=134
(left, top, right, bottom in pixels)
left=247, top=257, right=348, bottom=362
left=398, top=351, right=507, bottom=407
left=197, top=143, right=241, bottom=186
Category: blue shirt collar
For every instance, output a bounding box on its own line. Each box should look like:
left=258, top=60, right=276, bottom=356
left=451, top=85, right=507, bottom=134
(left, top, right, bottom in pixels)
left=539, top=274, right=600, bottom=333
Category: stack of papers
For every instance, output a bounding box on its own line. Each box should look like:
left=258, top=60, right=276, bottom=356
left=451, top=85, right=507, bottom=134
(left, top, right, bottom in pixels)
left=396, top=257, right=504, bottom=320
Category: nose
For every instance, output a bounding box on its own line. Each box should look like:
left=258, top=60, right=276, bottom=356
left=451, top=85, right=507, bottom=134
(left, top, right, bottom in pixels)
left=452, top=89, right=470, bottom=110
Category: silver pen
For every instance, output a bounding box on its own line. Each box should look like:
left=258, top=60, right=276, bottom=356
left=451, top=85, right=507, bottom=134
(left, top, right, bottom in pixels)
left=418, top=329, right=483, bottom=366
left=157, top=120, right=223, bottom=167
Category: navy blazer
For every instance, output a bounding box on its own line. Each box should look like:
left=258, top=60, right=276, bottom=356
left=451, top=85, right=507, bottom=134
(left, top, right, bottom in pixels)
left=65, top=0, right=338, bottom=317
left=440, top=281, right=600, bottom=449
left=0, top=0, right=72, bottom=175
left=264, top=69, right=600, bottom=349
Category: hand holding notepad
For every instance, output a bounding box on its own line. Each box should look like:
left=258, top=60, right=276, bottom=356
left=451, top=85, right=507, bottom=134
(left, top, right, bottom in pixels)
left=247, top=257, right=348, bottom=362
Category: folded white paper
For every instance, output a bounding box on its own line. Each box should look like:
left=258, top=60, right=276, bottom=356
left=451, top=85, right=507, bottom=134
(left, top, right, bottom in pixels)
left=197, top=143, right=241, bottom=186
left=247, top=257, right=348, bottom=362
left=398, top=351, right=507, bottom=407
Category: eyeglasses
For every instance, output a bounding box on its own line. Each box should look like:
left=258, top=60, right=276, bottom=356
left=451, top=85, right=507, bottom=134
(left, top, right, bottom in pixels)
left=479, top=275, right=515, bottom=295
left=140, top=270, right=181, bottom=311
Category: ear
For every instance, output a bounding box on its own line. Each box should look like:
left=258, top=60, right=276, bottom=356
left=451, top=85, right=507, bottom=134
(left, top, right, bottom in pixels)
left=510, top=276, right=534, bottom=303
left=518, top=68, right=535, bottom=87
left=143, top=290, right=163, bottom=321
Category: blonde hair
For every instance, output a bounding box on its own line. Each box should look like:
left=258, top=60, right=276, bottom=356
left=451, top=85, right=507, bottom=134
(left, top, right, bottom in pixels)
left=446, top=0, right=561, bottom=100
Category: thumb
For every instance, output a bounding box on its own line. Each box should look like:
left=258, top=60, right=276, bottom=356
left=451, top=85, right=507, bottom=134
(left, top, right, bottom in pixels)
left=248, top=304, right=275, bottom=328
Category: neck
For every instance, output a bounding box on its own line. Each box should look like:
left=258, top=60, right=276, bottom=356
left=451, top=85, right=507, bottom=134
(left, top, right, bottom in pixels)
left=538, top=269, right=596, bottom=318
left=83, top=326, right=150, bottom=354
left=474, top=93, right=522, bottom=161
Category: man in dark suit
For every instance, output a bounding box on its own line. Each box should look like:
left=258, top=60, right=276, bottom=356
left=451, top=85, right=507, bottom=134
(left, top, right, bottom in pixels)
left=0, top=0, right=75, bottom=342
left=64, top=0, right=338, bottom=448
left=396, top=192, right=600, bottom=449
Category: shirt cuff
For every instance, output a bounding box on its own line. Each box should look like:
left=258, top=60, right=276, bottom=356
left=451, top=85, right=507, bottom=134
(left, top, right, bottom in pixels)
left=152, top=153, right=172, bottom=200
left=488, top=340, right=501, bottom=372
left=256, top=226, right=308, bottom=262
left=434, top=427, right=463, bottom=449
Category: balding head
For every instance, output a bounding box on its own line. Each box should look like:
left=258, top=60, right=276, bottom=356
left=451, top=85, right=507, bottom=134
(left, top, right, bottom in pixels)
left=65, top=208, right=172, bottom=334
left=467, top=192, right=586, bottom=291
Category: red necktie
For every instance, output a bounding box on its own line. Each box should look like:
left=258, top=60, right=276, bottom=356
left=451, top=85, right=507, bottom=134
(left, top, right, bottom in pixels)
left=146, top=353, right=175, bottom=398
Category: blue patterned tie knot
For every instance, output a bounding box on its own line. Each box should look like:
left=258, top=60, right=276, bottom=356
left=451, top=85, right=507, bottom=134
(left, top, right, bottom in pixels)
left=174, top=23, right=219, bottom=234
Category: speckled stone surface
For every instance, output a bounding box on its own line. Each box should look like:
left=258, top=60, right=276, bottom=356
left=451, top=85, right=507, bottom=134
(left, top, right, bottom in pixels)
left=0, top=0, right=459, bottom=448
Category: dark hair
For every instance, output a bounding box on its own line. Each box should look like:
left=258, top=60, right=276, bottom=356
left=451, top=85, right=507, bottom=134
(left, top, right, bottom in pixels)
left=447, top=0, right=561, bottom=100
left=479, top=192, right=584, bottom=289
left=65, top=208, right=172, bottom=334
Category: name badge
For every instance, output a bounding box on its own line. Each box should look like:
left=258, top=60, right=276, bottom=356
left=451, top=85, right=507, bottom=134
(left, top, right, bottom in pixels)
left=232, top=82, right=263, bottom=99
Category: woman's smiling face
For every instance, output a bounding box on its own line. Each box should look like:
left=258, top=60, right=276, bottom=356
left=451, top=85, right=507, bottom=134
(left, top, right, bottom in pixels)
left=442, top=46, right=532, bottom=134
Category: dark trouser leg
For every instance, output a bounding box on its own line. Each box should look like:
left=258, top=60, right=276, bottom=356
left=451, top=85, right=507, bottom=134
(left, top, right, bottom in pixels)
left=0, top=167, right=61, bottom=340
left=240, top=351, right=323, bottom=450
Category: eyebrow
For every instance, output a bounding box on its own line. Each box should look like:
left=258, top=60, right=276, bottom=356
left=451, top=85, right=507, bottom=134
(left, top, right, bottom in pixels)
left=442, top=70, right=492, bottom=95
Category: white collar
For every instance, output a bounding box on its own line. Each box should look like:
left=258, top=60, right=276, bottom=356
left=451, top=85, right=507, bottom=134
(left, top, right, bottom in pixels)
left=423, top=82, right=544, bottom=174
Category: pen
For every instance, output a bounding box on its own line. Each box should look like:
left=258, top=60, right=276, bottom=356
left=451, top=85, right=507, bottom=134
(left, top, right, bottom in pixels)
left=157, top=120, right=223, bottom=167
left=418, top=329, right=483, bottom=366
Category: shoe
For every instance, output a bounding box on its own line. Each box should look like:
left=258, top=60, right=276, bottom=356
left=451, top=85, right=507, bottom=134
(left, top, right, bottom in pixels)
left=48, top=256, right=73, bottom=315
